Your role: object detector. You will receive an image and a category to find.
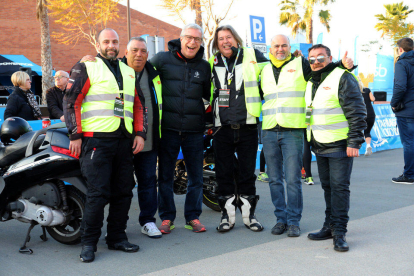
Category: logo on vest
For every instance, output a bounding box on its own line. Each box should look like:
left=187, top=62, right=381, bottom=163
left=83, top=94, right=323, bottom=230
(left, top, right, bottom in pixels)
left=194, top=71, right=200, bottom=78
left=157, top=81, right=161, bottom=85
left=129, top=75, right=135, bottom=79
left=250, top=61, right=257, bottom=64
left=287, top=69, right=296, bottom=73
left=214, top=56, right=218, bottom=65
left=323, top=87, right=331, bottom=90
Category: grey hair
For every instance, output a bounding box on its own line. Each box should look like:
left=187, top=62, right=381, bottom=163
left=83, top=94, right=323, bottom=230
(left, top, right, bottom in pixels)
left=127, top=37, right=147, bottom=50
left=55, top=70, right=69, bottom=78
left=270, top=34, right=290, bottom=45
left=180, top=23, right=203, bottom=38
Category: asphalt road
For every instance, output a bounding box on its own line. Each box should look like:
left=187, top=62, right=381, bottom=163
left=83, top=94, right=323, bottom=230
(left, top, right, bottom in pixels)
left=0, top=148, right=413, bottom=275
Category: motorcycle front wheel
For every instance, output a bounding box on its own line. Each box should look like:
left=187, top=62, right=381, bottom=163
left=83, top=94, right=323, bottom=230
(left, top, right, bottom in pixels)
left=46, top=186, right=85, bottom=245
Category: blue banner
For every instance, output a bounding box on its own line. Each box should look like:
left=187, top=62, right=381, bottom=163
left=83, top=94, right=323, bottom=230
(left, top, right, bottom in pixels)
left=360, top=104, right=402, bottom=153
left=370, top=54, right=394, bottom=92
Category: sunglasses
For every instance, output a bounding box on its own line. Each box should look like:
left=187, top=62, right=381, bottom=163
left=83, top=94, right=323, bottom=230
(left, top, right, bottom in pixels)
left=54, top=76, right=67, bottom=80
left=308, top=55, right=328, bottom=64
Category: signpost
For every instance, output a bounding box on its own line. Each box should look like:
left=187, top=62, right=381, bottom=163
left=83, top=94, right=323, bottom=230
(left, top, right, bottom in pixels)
left=249, top=15, right=267, bottom=54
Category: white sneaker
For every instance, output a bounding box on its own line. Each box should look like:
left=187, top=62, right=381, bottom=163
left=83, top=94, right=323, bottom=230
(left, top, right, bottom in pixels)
left=365, top=146, right=372, bottom=156
left=141, top=222, right=162, bottom=238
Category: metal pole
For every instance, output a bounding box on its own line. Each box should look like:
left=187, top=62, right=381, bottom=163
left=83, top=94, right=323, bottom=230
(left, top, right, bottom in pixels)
left=155, top=35, right=158, bottom=54
left=127, top=0, right=131, bottom=41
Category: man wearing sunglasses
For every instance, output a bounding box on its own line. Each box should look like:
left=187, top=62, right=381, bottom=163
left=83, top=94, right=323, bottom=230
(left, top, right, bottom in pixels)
left=305, top=44, right=366, bottom=252
left=46, top=70, right=69, bottom=121
left=261, top=35, right=354, bottom=238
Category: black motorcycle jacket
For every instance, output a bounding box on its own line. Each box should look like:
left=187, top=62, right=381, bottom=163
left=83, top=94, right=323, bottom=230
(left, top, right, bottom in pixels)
left=309, top=67, right=367, bottom=155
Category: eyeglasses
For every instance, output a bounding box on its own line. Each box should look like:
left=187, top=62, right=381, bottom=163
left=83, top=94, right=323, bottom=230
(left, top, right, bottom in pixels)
left=308, top=55, right=328, bottom=65
left=183, top=35, right=203, bottom=44
left=54, top=76, right=67, bottom=80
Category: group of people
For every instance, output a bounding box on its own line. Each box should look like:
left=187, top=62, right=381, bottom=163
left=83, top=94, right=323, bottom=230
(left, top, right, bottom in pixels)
left=9, top=24, right=414, bottom=263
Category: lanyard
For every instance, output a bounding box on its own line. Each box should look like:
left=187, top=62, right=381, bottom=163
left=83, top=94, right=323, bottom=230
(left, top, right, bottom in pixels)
left=221, top=48, right=240, bottom=87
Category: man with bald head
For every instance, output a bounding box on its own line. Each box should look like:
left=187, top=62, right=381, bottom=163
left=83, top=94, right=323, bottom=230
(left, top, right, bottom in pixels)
left=261, top=34, right=354, bottom=237
left=64, top=28, right=146, bottom=262
left=46, top=70, right=69, bottom=121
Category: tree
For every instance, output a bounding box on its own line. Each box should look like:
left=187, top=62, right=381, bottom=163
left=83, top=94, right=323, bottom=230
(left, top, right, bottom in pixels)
left=47, top=0, right=121, bottom=48
left=159, top=0, right=235, bottom=59
left=375, top=2, right=414, bottom=45
left=36, top=0, right=54, bottom=105
left=279, top=0, right=335, bottom=44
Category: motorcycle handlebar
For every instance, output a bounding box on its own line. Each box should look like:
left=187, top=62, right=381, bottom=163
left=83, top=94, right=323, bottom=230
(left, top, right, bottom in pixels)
left=25, top=122, right=67, bottom=158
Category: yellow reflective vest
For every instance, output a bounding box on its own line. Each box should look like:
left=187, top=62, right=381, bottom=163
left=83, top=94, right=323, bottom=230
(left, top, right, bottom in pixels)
left=261, top=57, right=307, bottom=129
left=82, top=58, right=136, bottom=134
left=305, top=67, right=350, bottom=143
left=151, top=72, right=163, bottom=137
left=209, top=47, right=265, bottom=117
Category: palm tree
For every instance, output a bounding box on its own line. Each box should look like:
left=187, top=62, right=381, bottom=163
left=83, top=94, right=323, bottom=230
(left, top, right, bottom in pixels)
left=279, top=0, right=334, bottom=44
left=36, top=0, right=54, bottom=105
left=375, top=2, right=414, bottom=45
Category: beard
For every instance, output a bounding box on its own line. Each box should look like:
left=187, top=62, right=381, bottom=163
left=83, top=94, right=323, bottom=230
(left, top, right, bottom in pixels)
left=276, top=52, right=287, bottom=60
left=100, top=47, right=119, bottom=60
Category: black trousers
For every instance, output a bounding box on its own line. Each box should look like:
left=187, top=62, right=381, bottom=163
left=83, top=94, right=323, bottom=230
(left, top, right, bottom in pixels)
left=213, top=125, right=258, bottom=196
left=80, top=137, right=135, bottom=246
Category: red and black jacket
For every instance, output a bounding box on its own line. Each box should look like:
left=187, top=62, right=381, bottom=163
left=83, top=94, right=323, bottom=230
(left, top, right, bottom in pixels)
left=63, top=55, right=146, bottom=141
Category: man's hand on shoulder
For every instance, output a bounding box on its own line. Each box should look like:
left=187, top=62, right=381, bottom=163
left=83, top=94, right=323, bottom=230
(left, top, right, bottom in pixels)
left=80, top=55, right=96, bottom=63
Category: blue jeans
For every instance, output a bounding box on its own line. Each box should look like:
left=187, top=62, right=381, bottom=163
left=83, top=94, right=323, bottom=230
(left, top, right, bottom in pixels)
left=396, top=117, right=414, bottom=178
left=133, top=149, right=158, bottom=226
left=316, top=156, right=353, bottom=236
left=158, top=130, right=204, bottom=222
left=263, top=129, right=304, bottom=226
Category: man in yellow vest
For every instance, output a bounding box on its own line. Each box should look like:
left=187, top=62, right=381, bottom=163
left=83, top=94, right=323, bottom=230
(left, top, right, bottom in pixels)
left=261, top=35, right=354, bottom=238
left=305, top=44, right=366, bottom=252
left=64, top=28, right=146, bottom=262
left=80, top=37, right=163, bottom=238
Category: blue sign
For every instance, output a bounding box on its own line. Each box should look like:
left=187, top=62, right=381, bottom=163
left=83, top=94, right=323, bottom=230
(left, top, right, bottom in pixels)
left=250, top=16, right=266, bottom=43
left=370, top=54, right=394, bottom=92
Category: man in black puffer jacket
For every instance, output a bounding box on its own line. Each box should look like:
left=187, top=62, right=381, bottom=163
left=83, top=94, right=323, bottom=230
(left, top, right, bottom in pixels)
left=305, top=44, right=366, bottom=253
left=150, top=23, right=211, bottom=234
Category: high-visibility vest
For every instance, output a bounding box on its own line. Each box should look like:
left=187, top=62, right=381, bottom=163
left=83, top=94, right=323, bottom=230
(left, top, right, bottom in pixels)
left=261, top=57, right=307, bottom=129
left=209, top=47, right=264, bottom=117
left=82, top=58, right=136, bottom=134
left=152, top=72, right=163, bottom=137
left=305, top=67, right=351, bottom=143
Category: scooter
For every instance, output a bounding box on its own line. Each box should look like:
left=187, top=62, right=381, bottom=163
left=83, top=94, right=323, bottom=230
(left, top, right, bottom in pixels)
left=0, top=122, right=87, bottom=254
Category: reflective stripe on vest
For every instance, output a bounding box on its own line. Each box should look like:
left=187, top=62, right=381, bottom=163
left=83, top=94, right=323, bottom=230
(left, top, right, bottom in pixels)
left=152, top=72, right=163, bottom=137
left=261, top=57, right=307, bottom=129
left=82, top=58, right=136, bottom=134
left=305, top=67, right=350, bottom=143
left=209, top=47, right=263, bottom=117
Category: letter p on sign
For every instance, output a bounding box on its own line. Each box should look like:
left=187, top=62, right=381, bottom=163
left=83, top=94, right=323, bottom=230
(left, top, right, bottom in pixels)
left=250, top=16, right=266, bottom=43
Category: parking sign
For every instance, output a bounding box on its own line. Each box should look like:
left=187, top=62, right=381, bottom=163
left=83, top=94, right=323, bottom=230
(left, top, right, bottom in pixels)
left=250, top=16, right=266, bottom=43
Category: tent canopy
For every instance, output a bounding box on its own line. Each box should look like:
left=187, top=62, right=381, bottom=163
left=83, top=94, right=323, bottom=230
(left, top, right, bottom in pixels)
left=0, top=55, right=55, bottom=76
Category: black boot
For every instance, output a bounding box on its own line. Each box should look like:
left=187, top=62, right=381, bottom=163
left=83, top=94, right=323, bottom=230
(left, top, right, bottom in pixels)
left=333, top=235, right=349, bottom=252
left=80, top=245, right=97, bottom=263
left=239, top=195, right=263, bottom=232
left=308, top=227, right=333, bottom=240
left=216, top=195, right=237, bottom=232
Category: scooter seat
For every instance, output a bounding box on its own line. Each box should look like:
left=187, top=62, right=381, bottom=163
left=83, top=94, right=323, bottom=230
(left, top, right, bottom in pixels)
left=0, top=131, right=45, bottom=168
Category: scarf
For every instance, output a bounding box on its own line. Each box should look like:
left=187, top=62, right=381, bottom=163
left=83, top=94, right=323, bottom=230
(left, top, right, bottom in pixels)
left=269, top=52, right=292, bottom=68
left=24, top=89, right=42, bottom=119
left=310, top=62, right=336, bottom=83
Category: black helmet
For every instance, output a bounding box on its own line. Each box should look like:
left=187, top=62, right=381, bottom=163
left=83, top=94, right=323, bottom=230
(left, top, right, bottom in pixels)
left=1, top=117, right=32, bottom=144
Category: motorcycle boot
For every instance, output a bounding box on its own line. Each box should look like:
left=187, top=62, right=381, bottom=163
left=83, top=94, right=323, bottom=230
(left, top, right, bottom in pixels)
left=239, top=195, right=264, bottom=232
left=216, top=194, right=237, bottom=232
left=80, top=244, right=97, bottom=263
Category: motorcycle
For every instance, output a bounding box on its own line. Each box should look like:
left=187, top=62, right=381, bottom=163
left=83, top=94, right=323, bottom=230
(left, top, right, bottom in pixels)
left=172, top=125, right=221, bottom=212
left=0, top=121, right=87, bottom=254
